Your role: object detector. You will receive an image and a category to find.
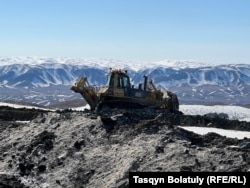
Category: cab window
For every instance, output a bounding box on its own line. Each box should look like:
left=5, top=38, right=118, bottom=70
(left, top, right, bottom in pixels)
left=118, top=75, right=130, bottom=88
left=106, top=74, right=114, bottom=86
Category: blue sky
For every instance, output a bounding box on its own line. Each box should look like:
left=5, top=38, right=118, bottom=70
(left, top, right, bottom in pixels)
left=0, top=0, right=250, bottom=64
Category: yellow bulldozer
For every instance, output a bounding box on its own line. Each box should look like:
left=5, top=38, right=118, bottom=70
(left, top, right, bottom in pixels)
left=71, top=68, right=179, bottom=112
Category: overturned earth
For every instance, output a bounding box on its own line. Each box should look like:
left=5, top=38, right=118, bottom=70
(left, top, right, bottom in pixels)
left=0, top=106, right=250, bottom=188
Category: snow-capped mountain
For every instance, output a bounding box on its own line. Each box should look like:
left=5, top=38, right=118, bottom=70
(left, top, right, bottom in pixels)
left=0, top=57, right=250, bottom=106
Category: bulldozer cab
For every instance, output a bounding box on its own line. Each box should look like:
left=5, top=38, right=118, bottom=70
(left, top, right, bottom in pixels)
left=106, top=69, right=131, bottom=96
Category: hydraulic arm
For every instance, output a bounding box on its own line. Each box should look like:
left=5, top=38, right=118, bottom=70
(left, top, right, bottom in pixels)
left=71, top=77, right=99, bottom=110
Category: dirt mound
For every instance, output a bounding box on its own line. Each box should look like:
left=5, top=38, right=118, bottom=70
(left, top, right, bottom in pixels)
left=0, top=107, right=250, bottom=187
left=0, top=106, right=48, bottom=121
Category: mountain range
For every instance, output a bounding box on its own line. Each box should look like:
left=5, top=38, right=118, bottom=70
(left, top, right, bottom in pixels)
left=0, top=57, right=249, bottom=106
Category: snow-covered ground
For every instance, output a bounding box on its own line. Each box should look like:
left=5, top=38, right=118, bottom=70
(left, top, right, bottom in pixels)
left=180, top=105, right=250, bottom=122
left=0, top=102, right=54, bottom=111
left=179, top=126, right=250, bottom=139
left=70, top=104, right=90, bottom=111
left=179, top=105, right=250, bottom=139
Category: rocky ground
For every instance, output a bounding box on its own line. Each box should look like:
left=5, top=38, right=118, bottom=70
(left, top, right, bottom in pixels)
left=0, top=106, right=250, bottom=188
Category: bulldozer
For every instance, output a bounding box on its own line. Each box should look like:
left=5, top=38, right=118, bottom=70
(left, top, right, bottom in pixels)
left=71, top=68, right=179, bottom=113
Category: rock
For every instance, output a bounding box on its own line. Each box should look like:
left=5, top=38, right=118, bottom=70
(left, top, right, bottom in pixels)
left=240, top=142, right=250, bottom=149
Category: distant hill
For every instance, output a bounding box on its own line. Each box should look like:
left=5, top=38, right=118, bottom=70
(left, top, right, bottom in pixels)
left=0, top=57, right=250, bottom=106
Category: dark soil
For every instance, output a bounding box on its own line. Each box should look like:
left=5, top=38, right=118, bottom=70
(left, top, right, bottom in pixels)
left=0, top=106, right=250, bottom=188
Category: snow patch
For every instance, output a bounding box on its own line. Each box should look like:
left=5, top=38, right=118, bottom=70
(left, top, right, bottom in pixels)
left=180, top=105, right=250, bottom=122
left=70, top=104, right=90, bottom=111
left=179, top=126, right=250, bottom=139
left=0, top=102, right=54, bottom=111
